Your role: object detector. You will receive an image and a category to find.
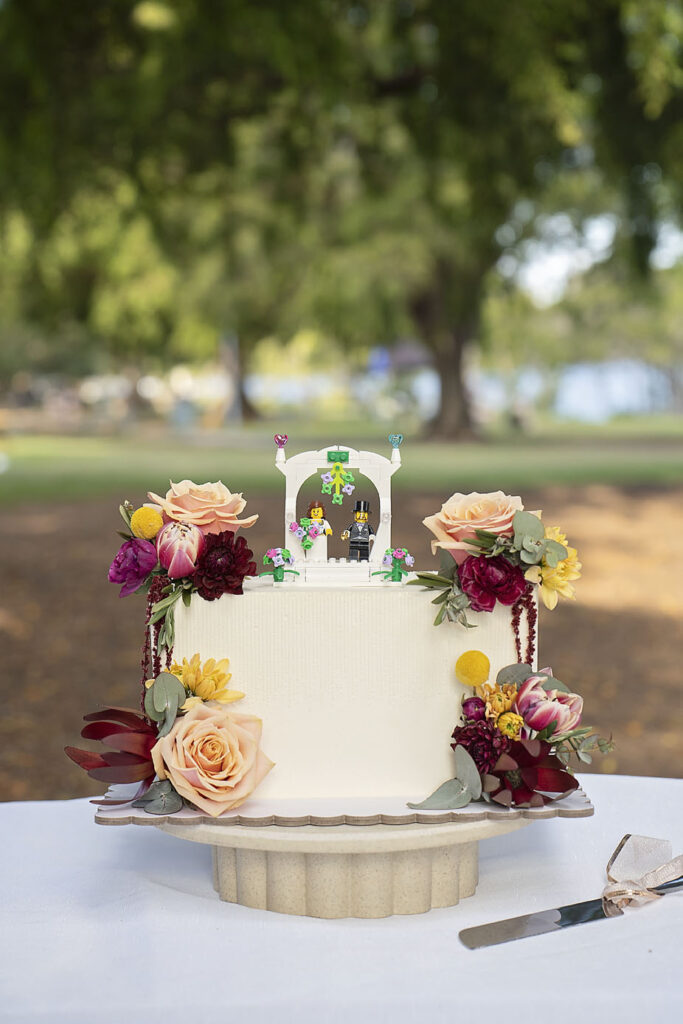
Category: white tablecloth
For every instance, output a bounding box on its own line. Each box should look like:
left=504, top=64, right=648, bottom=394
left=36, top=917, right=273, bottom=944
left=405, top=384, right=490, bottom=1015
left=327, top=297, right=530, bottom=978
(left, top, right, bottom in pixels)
left=1, top=775, right=681, bottom=1024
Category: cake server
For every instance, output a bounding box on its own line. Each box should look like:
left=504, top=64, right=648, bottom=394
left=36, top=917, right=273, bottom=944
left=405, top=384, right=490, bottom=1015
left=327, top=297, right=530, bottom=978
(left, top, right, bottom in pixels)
left=459, top=874, right=683, bottom=949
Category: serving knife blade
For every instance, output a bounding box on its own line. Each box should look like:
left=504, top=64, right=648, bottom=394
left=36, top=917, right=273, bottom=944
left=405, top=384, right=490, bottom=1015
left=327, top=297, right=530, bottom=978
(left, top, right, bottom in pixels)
left=459, top=875, right=683, bottom=949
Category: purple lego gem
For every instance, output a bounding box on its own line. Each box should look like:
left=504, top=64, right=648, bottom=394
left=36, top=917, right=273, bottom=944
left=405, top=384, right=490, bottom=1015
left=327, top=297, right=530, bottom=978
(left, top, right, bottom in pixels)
left=274, top=433, right=288, bottom=449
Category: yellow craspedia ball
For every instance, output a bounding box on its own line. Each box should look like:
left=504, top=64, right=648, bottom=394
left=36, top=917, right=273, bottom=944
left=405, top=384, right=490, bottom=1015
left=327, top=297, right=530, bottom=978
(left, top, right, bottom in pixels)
left=130, top=506, right=164, bottom=540
left=455, top=650, right=491, bottom=688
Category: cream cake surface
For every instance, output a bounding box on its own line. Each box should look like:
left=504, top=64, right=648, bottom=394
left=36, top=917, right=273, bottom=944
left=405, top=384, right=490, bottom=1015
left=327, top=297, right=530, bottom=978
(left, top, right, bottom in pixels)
left=172, top=581, right=534, bottom=801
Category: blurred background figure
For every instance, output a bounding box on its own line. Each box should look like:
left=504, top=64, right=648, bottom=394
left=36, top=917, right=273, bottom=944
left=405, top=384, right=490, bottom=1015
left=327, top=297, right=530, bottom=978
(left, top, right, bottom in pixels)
left=0, top=1, right=681, bottom=798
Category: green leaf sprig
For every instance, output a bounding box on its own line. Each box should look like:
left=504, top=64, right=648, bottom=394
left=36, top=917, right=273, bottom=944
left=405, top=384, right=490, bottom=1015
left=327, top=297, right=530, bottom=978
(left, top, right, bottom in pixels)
left=407, top=747, right=482, bottom=810
left=408, top=553, right=475, bottom=627
left=132, top=779, right=184, bottom=815
left=144, top=670, right=187, bottom=737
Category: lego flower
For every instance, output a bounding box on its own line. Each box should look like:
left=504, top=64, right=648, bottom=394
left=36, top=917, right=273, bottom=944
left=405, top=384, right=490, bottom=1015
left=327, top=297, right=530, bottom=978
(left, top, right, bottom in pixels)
left=108, top=538, right=158, bottom=597
left=459, top=554, right=527, bottom=612
left=515, top=675, right=583, bottom=738
left=147, top=480, right=258, bottom=535
left=156, top=521, right=205, bottom=579
left=151, top=702, right=274, bottom=816
left=404, top=554, right=415, bottom=567
left=423, top=491, right=523, bottom=564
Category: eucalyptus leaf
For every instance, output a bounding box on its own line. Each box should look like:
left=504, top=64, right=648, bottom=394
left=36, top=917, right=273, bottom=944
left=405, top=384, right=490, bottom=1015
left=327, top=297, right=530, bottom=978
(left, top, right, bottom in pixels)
left=431, top=591, right=449, bottom=605
left=496, top=663, right=532, bottom=685
left=454, top=745, right=482, bottom=800
left=132, top=780, right=183, bottom=814
left=513, top=510, right=544, bottom=545
left=182, top=589, right=192, bottom=608
left=407, top=778, right=472, bottom=810
left=543, top=540, right=568, bottom=567
left=434, top=604, right=447, bottom=626
left=152, top=672, right=186, bottom=714
left=541, top=675, right=571, bottom=693
left=119, top=503, right=133, bottom=530
left=438, top=553, right=457, bottom=580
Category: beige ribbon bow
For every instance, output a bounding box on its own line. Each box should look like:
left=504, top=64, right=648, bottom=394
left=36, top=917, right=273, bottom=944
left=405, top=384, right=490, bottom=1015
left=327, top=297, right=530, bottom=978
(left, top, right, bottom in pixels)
left=602, top=833, right=683, bottom=915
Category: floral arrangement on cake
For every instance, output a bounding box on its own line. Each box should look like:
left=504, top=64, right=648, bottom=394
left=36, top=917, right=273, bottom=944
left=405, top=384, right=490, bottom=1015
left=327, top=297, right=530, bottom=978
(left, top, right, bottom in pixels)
left=108, top=480, right=258, bottom=679
left=65, top=654, right=274, bottom=817
left=372, top=547, right=415, bottom=582
left=413, top=491, right=581, bottom=662
left=289, top=517, right=323, bottom=549
left=409, top=650, right=611, bottom=811
left=261, top=548, right=299, bottom=582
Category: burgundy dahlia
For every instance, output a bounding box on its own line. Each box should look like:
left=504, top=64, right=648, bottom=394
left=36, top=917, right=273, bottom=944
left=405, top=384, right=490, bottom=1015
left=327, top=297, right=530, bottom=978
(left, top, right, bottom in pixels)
left=451, top=719, right=511, bottom=774
left=108, top=538, right=158, bottom=597
left=193, top=530, right=257, bottom=600
left=459, top=554, right=527, bottom=613
left=482, top=738, right=579, bottom=808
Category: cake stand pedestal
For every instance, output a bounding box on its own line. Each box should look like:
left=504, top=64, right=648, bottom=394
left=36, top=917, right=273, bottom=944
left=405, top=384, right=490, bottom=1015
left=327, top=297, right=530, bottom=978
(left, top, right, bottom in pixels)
left=158, top=817, right=531, bottom=919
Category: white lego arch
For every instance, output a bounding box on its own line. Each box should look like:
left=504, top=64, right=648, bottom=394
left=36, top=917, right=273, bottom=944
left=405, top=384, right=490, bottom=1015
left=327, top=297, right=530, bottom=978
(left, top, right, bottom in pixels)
left=275, top=443, right=401, bottom=568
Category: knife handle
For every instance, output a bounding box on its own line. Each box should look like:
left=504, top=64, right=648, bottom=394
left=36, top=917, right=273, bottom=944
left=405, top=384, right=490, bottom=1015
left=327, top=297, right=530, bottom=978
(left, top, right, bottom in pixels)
left=653, top=875, right=683, bottom=895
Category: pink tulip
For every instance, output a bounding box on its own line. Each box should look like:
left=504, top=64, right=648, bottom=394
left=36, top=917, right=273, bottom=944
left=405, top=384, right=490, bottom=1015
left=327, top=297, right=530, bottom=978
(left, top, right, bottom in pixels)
left=515, top=675, right=583, bottom=738
left=156, top=521, right=205, bottom=579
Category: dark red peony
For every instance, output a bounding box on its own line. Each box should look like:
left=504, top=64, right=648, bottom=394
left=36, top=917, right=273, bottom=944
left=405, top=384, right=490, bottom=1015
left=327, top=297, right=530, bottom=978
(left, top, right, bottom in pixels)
left=451, top=719, right=511, bottom=774
left=482, top=738, right=579, bottom=807
left=459, top=554, right=527, bottom=612
left=193, top=530, right=257, bottom=600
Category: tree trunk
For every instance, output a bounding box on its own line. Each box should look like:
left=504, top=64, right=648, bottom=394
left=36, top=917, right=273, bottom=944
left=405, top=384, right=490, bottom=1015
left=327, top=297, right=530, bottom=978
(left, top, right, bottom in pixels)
left=429, top=328, right=475, bottom=439
left=410, top=281, right=480, bottom=440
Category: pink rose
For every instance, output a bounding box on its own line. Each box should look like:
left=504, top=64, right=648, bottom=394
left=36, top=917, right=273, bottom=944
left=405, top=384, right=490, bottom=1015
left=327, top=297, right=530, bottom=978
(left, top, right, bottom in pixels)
left=515, top=675, right=583, bottom=738
left=156, top=521, right=205, bottom=578
left=151, top=703, right=274, bottom=817
left=423, top=491, right=523, bottom=565
left=147, top=480, right=259, bottom=535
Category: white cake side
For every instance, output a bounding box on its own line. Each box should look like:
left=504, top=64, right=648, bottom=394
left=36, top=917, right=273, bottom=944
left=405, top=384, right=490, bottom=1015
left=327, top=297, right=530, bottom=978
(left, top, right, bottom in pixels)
left=171, top=582, right=535, bottom=802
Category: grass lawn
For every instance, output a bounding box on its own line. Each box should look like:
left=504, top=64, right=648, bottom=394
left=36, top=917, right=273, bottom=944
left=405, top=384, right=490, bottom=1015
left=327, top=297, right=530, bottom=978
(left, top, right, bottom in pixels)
left=1, top=423, right=682, bottom=504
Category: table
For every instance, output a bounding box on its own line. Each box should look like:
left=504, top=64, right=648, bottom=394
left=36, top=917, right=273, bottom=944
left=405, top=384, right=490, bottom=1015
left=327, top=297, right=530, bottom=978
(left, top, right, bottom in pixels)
left=1, top=775, right=681, bottom=1024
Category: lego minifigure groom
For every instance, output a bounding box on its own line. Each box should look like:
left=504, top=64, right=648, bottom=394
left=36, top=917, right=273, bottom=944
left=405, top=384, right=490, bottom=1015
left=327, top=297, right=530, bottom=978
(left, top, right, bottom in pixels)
left=341, top=500, right=375, bottom=562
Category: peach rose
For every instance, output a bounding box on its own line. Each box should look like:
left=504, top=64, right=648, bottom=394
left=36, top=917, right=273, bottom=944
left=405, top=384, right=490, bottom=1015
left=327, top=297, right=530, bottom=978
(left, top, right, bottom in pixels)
left=151, top=703, right=274, bottom=816
left=147, top=480, right=258, bottom=535
left=423, top=491, right=523, bottom=564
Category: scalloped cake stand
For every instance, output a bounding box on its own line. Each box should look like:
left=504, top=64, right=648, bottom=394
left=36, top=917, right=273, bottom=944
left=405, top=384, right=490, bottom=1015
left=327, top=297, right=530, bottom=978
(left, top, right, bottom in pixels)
left=96, top=789, right=593, bottom=919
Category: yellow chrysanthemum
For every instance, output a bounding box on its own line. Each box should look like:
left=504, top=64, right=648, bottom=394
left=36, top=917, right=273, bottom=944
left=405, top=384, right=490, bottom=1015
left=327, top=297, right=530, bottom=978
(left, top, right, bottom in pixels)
left=455, top=650, right=491, bottom=688
left=497, top=711, right=524, bottom=739
left=525, top=525, right=582, bottom=611
left=130, top=506, right=164, bottom=540
left=478, top=682, right=517, bottom=719
left=168, top=653, right=245, bottom=709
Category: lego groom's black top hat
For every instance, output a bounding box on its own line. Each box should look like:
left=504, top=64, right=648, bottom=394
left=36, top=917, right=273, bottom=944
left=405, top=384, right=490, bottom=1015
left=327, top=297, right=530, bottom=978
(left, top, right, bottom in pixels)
left=353, top=499, right=371, bottom=513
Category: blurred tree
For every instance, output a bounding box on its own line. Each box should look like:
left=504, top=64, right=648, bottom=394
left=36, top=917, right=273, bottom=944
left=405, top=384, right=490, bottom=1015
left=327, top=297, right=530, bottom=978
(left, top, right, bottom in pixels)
left=0, top=0, right=681, bottom=433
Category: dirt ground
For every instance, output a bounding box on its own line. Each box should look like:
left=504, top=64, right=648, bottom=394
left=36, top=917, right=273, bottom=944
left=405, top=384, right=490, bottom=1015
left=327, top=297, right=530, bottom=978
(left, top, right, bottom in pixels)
left=1, top=484, right=681, bottom=802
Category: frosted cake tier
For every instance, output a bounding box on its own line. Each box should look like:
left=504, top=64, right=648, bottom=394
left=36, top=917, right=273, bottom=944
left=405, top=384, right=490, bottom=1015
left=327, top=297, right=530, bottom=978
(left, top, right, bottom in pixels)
left=172, top=583, right=534, bottom=802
